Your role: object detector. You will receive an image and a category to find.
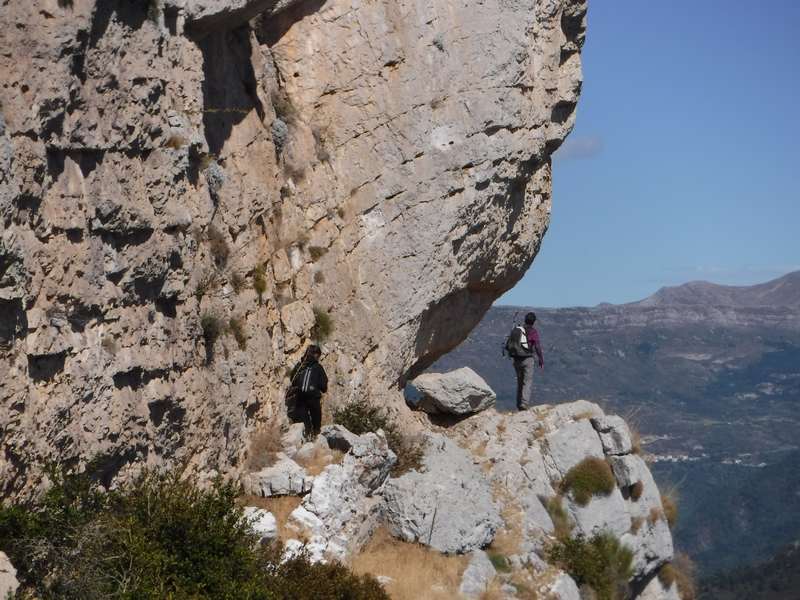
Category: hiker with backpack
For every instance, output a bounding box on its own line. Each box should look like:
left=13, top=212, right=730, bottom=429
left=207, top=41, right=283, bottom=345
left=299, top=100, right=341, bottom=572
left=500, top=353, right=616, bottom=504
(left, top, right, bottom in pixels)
left=287, top=344, right=329, bottom=438
left=505, top=312, right=544, bottom=410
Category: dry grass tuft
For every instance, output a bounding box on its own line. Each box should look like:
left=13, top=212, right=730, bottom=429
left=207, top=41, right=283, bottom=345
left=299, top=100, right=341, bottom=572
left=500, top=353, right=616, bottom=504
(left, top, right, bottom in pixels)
left=238, top=495, right=303, bottom=543
left=295, top=447, right=344, bottom=477
left=630, top=481, right=644, bottom=501
left=623, top=407, right=644, bottom=454
left=489, top=495, right=524, bottom=556
left=648, top=506, right=664, bottom=526
left=658, top=553, right=696, bottom=600
left=660, top=486, right=679, bottom=529
left=245, top=424, right=283, bottom=472
left=572, top=411, right=595, bottom=421
left=477, top=579, right=505, bottom=600
left=350, top=528, right=468, bottom=600
left=630, top=516, right=644, bottom=535
left=544, top=494, right=573, bottom=540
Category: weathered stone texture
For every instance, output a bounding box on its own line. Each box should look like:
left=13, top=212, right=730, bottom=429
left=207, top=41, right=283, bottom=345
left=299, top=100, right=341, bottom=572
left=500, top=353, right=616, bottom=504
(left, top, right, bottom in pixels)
left=0, top=0, right=586, bottom=496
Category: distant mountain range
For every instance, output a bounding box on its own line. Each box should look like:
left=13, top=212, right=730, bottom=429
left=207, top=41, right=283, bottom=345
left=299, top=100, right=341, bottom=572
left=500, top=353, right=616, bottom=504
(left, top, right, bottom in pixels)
left=433, top=271, right=800, bottom=574
left=633, top=271, right=800, bottom=309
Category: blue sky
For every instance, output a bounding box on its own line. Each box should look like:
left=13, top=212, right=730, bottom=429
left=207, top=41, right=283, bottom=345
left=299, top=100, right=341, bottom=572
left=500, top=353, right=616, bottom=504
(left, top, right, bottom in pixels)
left=500, top=0, right=800, bottom=307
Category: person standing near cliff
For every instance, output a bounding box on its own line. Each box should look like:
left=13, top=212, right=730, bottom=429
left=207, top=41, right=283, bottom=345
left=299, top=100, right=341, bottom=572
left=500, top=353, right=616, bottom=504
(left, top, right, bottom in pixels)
left=288, top=345, right=329, bottom=438
left=505, top=312, right=545, bottom=410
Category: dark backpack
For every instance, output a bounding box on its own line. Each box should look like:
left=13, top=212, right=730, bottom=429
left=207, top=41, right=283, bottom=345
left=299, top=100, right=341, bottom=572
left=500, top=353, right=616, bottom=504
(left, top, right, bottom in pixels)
left=504, top=325, right=530, bottom=358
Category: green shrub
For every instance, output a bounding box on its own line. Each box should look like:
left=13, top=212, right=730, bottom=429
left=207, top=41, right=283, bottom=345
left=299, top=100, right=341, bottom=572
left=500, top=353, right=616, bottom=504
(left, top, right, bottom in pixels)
left=546, top=533, right=633, bottom=600
left=229, top=317, right=247, bottom=351
left=308, top=246, right=328, bottom=261
left=332, top=399, right=424, bottom=476
left=312, top=306, right=334, bottom=341
left=207, top=224, right=230, bottom=267
left=253, top=264, right=268, bottom=304
left=201, top=313, right=223, bottom=348
left=560, top=457, right=616, bottom=506
left=263, top=545, right=387, bottom=599
left=0, top=468, right=388, bottom=600
left=229, top=270, right=246, bottom=294
left=195, top=269, right=220, bottom=302
left=488, top=552, right=511, bottom=573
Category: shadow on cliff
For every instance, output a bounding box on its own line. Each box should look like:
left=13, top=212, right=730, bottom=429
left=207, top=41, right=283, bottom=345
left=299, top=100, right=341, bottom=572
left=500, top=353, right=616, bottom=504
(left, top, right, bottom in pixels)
left=405, top=159, right=543, bottom=386
left=253, top=0, right=327, bottom=47
left=197, top=29, right=265, bottom=157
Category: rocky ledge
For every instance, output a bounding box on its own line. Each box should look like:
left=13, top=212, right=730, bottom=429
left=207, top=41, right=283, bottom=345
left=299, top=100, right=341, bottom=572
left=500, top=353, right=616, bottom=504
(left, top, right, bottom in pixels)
left=237, top=399, right=680, bottom=599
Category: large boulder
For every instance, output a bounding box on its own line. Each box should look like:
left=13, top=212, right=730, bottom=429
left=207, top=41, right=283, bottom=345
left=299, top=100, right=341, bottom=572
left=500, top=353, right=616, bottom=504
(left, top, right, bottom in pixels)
left=286, top=429, right=396, bottom=561
left=410, top=367, right=496, bottom=416
left=383, top=433, right=501, bottom=554
left=0, top=551, right=19, bottom=600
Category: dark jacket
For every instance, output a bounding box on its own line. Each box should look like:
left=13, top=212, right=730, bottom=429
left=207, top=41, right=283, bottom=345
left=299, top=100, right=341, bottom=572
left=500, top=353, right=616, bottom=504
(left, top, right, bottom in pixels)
left=290, top=359, right=328, bottom=398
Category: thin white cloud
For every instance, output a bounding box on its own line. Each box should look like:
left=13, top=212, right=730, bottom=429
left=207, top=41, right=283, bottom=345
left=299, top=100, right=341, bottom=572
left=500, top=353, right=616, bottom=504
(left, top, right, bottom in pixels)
left=653, top=265, right=800, bottom=285
left=554, top=135, right=604, bottom=161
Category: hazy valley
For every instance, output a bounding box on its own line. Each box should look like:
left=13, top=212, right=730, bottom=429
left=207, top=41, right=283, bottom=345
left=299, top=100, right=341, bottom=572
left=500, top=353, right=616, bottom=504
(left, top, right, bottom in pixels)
left=434, top=272, right=800, bottom=574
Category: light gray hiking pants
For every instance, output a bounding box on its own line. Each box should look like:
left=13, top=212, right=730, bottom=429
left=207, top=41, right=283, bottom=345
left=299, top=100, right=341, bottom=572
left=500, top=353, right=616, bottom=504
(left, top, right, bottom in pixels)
left=514, top=356, right=536, bottom=410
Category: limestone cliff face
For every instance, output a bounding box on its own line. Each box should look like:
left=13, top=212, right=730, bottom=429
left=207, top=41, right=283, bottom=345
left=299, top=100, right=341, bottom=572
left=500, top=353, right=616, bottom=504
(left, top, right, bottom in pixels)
left=0, top=0, right=585, bottom=496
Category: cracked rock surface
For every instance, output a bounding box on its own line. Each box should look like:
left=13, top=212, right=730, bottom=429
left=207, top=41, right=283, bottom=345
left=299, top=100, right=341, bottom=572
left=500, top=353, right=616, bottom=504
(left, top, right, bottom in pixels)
left=0, top=0, right=585, bottom=497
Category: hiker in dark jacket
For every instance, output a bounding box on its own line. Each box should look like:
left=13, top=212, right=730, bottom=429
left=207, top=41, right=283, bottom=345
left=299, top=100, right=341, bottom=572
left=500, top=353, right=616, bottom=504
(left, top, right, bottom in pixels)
left=289, top=345, right=329, bottom=437
left=514, top=312, right=544, bottom=410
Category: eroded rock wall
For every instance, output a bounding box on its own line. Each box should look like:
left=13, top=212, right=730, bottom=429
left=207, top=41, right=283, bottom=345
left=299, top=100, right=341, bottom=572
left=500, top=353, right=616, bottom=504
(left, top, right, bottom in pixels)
left=0, top=0, right=586, bottom=496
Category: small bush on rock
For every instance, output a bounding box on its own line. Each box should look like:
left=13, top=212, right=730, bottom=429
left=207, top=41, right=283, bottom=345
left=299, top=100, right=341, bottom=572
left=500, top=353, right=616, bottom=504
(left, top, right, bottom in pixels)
left=658, top=553, right=696, bottom=600
left=229, top=316, right=247, bottom=351
left=661, top=489, right=679, bottom=529
left=312, top=306, right=334, bottom=341
left=560, top=457, right=616, bottom=506
left=546, top=532, right=633, bottom=600
left=253, top=264, right=268, bottom=304
left=332, top=399, right=424, bottom=476
left=201, top=313, right=223, bottom=347
left=207, top=224, right=230, bottom=267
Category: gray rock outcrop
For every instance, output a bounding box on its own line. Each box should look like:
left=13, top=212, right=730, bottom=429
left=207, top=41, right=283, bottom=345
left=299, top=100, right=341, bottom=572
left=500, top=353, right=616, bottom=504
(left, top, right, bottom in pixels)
left=591, top=415, right=634, bottom=455
left=383, top=433, right=502, bottom=554
left=244, top=454, right=313, bottom=497
left=286, top=429, right=396, bottom=560
left=0, top=0, right=586, bottom=496
left=459, top=550, right=497, bottom=597
left=443, top=401, right=674, bottom=588
left=411, top=367, right=496, bottom=415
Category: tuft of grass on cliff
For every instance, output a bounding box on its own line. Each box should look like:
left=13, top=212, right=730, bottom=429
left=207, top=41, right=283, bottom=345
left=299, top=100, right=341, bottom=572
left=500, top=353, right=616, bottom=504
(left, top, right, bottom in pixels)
left=0, top=467, right=388, bottom=600
left=560, top=457, right=616, bottom=506
left=546, top=532, right=633, bottom=600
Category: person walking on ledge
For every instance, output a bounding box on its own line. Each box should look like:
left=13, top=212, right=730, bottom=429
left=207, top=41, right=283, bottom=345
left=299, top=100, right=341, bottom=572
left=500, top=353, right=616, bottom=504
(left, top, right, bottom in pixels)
left=506, top=311, right=544, bottom=410
left=289, top=344, right=328, bottom=438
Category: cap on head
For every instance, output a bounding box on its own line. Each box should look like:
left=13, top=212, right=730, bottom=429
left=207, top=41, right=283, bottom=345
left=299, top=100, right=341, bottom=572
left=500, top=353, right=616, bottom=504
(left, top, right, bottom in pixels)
left=524, top=312, right=537, bottom=325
